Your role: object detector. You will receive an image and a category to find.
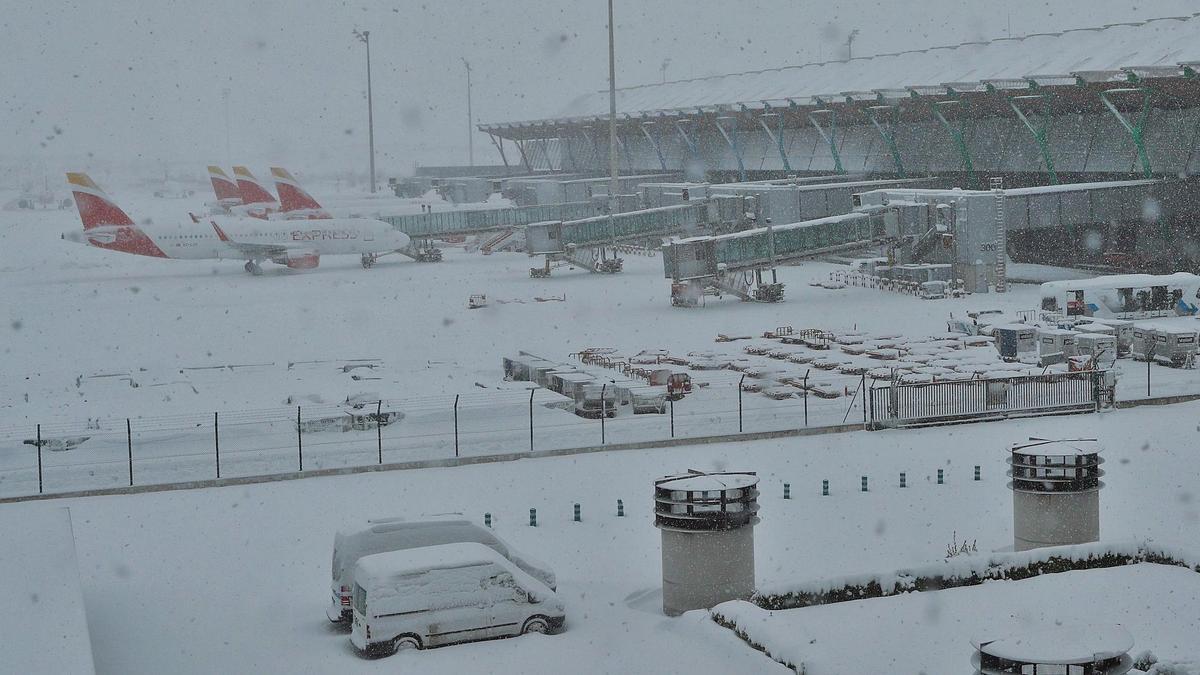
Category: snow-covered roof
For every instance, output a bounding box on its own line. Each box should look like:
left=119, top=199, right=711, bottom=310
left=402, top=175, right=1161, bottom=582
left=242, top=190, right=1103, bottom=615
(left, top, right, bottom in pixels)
left=355, top=542, right=508, bottom=585
left=657, top=472, right=758, bottom=492
left=1010, top=438, right=1103, bottom=457
left=488, top=15, right=1200, bottom=128
left=1040, top=272, right=1200, bottom=292
left=974, top=624, right=1134, bottom=664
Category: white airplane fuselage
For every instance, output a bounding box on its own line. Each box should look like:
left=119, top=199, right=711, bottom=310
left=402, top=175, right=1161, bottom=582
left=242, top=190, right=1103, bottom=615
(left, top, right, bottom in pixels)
left=66, top=216, right=411, bottom=264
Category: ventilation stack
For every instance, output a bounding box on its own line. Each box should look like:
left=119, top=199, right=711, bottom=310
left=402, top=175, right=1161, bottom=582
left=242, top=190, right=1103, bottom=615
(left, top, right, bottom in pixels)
left=1008, top=438, right=1104, bottom=552
left=654, top=471, right=759, bottom=616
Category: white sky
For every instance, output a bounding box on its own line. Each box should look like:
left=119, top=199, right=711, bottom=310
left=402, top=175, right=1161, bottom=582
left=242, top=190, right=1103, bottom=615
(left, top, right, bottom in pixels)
left=4, top=0, right=1196, bottom=181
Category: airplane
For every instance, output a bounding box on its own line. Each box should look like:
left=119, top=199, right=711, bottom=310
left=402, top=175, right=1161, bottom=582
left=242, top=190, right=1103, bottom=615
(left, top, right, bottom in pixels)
left=232, top=165, right=279, bottom=215
left=63, top=172, right=411, bottom=274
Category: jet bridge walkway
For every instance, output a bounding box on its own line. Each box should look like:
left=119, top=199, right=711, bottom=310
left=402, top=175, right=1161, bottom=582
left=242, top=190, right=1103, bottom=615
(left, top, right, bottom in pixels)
left=663, top=202, right=933, bottom=305
left=382, top=201, right=602, bottom=261
left=524, top=197, right=749, bottom=276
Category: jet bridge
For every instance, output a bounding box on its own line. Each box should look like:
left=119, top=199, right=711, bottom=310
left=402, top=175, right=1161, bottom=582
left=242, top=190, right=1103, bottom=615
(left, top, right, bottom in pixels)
left=382, top=201, right=603, bottom=261
left=525, top=197, right=749, bottom=276
left=663, top=202, right=933, bottom=305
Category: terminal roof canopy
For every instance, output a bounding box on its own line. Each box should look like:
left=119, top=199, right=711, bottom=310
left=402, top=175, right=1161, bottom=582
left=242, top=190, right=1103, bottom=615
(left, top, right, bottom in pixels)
left=486, top=14, right=1200, bottom=128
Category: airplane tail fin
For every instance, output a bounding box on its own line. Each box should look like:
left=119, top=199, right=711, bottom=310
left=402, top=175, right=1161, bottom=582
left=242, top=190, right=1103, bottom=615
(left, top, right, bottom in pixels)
left=66, top=172, right=134, bottom=230
left=208, top=166, right=242, bottom=203
left=270, top=167, right=325, bottom=212
left=232, top=166, right=277, bottom=206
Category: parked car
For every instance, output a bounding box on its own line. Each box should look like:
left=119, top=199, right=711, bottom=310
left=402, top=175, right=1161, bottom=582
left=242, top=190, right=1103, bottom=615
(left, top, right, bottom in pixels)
left=328, top=518, right=556, bottom=623
left=350, top=543, right=566, bottom=656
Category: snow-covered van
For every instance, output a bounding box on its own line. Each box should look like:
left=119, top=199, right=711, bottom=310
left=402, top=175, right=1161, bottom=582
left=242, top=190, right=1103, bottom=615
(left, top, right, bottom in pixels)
left=328, top=518, right=556, bottom=623
left=350, top=543, right=566, bottom=656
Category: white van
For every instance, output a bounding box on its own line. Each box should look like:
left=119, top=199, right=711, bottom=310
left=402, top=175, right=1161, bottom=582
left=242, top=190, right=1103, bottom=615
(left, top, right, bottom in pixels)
left=350, top=543, right=566, bottom=656
left=328, top=518, right=556, bottom=623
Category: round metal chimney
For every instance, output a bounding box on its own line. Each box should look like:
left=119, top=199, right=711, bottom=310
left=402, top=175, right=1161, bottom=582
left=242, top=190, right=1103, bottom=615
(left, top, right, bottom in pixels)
left=654, top=470, right=759, bottom=616
left=1008, top=438, right=1104, bottom=552
left=972, top=624, right=1133, bottom=674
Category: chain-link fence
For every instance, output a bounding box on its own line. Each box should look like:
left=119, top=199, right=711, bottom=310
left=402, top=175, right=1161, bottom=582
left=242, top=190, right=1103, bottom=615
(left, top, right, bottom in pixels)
left=0, top=379, right=870, bottom=500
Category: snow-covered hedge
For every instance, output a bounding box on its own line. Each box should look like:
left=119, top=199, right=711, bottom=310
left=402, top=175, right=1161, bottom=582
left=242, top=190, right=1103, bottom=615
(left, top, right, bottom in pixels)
left=751, top=540, right=1200, bottom=611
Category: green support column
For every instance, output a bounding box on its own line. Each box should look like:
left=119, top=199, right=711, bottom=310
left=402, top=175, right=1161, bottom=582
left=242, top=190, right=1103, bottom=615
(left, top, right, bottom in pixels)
left=1099, top=87, right=1154, bottom=178
left=714, top=116, right=747, bottom=182
left=866, top=105, right=906, bottom=178
left=561, top=131, right=577, bottom=172
left=757, top=111, right=792, bottom=172
left=675, top=120, right=700, bottom=168
left=640, top=122, right=668, bottom=171
left=931, top=100, right=976, bottom=186
left=1007, top=94, right=1059, bottom=184
left=808, top=109, right=845, bottom=174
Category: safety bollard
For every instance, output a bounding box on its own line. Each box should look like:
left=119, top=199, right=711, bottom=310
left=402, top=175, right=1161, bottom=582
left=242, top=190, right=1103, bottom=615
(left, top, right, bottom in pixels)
left=937, top=469, right=944, bottom=485
left=573, top=503, right=581, bottom=522
left=783, top=483, right=791, bottom=500
left=529, top=508, right=537, bottom=527
left=617, top=499, right=625, bottom=517
left=974, top=465, right=980, bottom=481
left=484, top=512, right=492, bottom=528
left=900, top=472, right=906, bottom=488
left=861, top=476, right=868, bottom=492
left=822, top=480, right=829, bottom=496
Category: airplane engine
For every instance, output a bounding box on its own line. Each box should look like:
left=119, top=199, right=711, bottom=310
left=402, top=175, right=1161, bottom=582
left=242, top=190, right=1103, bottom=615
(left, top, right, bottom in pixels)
left=280, top=252, right=320, bottom=269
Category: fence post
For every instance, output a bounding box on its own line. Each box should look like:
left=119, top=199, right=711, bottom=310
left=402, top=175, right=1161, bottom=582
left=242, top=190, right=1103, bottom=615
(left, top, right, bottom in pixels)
left=669, top=397, right=675, bottom=438
left=803, top=371, right=810, bottom=426
left=214, top=412, right=220, bottom=479
left=376, top=400, right=383, bottom=464
left=861, top=476, right=868, bottom=492
left=601, top=383, right=607, bottom=444
left=1146, top=350, right=1152, bottom=397
left=822, top=479, right=829, bottom=496
left=900, top=471, right=906, bottom=488
left=529, top=508, right=537, bottom=527
left=573, top=503, right=581, bottom=522
left=453, top=394, right=460, bottom=458
left=617, top=499, right=625, bottom=517
left=937, top=468, right=944, bottom=484
left=297, top=406, right=303, bottom=472
left=528, top=389, right=535, bottom=453
left=783, top=482, right=790, bottom=499
left=861, top=373, right=867, bottom=425
left=36, top=424, right=43, bottom=494
left=738, top=374, right=745, bottom=432
left=126, top=418, right=133, bottom=486
left=974, top=465, right=981, bottom=481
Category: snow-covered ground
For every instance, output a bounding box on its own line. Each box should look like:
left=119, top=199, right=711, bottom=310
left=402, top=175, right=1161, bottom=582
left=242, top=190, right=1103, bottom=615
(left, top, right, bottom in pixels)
left=2, top=400, right=1199, bottom=673
left=3, top=190, right=1200, bottom=673
left=716, top=563, right=1200, bottom=673
left=7, top=190, right=1200, bottom=499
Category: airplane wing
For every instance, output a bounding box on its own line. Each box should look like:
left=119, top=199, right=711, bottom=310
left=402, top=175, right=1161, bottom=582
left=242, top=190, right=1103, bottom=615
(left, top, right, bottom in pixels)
left=210, top=221, right=292, bottom=257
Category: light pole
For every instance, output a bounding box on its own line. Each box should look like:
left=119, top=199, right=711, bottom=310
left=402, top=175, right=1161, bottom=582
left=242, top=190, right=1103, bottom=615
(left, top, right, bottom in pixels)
left=221, top=87, right=231, bottom=166
left=846, top=28, right=860, bottom=61
left=462, top=58, right=474, bottom=167
left=660, top=57, right=671, bottom=84
left=353, top=28, right=376, bottom=193
left=607, top=0, right=619, bottom=216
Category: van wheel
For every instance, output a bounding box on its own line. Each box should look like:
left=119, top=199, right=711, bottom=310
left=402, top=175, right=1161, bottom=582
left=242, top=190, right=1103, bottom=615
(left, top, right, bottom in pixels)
left=521, top=616, right=550, bottom=635
left=393, top=635, right=422, bottom=652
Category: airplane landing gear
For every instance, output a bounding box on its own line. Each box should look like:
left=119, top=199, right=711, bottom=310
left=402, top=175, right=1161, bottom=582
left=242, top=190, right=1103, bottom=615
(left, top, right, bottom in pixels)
left=244, top=260, right=263, bottom=276
left=361, top=253, right=378, bottom=269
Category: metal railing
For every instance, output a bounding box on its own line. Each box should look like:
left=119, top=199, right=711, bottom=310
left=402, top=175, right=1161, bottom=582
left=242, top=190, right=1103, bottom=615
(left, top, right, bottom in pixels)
left=867, top=370, right=1106, bottom=429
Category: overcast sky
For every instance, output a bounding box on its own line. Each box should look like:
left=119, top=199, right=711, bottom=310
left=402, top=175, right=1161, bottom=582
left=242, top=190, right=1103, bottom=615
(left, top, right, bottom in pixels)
left=4, top=0, right=1196, bottom=183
